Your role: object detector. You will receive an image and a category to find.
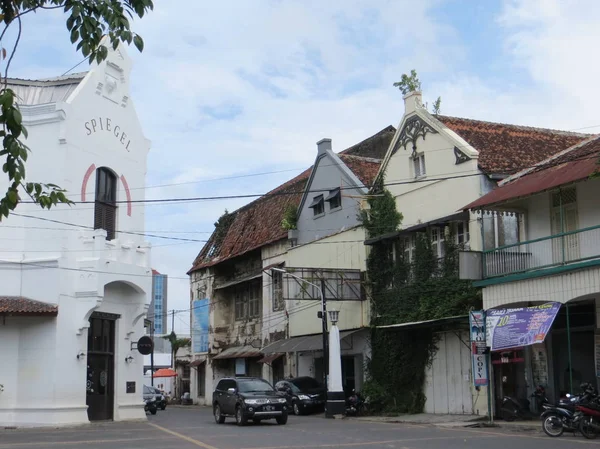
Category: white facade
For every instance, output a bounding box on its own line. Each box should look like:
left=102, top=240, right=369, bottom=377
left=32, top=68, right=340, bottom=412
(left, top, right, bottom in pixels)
left=0, top=41, right=152, bottom=427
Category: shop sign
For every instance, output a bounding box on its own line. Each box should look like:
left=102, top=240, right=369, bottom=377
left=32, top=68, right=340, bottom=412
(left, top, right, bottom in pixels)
left=486, top=302, right=561, bottom=352
left=470, top=311, right=488, bottom=386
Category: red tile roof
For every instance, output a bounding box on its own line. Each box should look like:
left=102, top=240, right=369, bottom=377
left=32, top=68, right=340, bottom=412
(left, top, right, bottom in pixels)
left=152, top=269, right=160, bottom=275
left=189, top=127, right=394, bottom=273
left=464, top=136, right=600, bottom=210
left=436, top=115, right=591, bottom=175
left=0, top=296, right=58, bottom=316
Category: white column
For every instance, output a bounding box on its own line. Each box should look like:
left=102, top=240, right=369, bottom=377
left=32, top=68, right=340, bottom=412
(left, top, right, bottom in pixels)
left=328, top=324, right=343, bottom=392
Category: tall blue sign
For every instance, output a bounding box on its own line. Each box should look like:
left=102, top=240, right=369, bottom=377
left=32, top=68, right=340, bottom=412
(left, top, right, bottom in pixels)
left=192, top=298, right=209, bottom=353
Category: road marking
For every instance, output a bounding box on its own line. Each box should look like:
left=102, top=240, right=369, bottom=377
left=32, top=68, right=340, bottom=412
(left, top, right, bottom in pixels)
left=148, top=422, right=220, bottom=449
left=241, top=434, right=497, bottom=449
left=0, top=436, right=172, bottom=448
left=444, top=426, right=600, bottom=445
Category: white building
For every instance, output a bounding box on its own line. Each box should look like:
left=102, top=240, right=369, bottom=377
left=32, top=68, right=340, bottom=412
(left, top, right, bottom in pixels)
left=461, top=135, right=600, bottom=413
left=0, top=41, right=152, bottom=427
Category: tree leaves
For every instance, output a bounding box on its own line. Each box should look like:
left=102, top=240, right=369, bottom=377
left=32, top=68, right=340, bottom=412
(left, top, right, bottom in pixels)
left=0, top=1, right=152, bottom=219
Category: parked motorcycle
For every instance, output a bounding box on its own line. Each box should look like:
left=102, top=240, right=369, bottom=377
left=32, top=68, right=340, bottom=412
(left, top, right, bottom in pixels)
left=577, top=398, right=600, bottom=439
left=145, top=397, right=158, bottom=415
left=502, top=385, right=547, bottom=421
left=541, top=383, right=597, bottom=438
left=345, top=390, right=366, bottom=416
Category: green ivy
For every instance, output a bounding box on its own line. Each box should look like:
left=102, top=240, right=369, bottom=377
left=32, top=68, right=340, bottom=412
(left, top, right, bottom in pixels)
left=361, top=187, right=481, bottom=414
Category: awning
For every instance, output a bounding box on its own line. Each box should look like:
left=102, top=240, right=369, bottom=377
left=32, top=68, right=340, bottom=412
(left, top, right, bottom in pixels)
left=214, top=272, right=262, bottom=290
left=0, top=296, right=58, bottom=316
left=261, top=329, right=363, bottom=354
left=189, top=356, right=207, bottom=367
left=376, top=315, right=468, bottom=330
left=325, top=188, right=340, bottom=201
left=213, top=345, right=262, bottom=360
left=364, top=212, right=468, bottom=245
left=258, top=353, right=284, bottom=364
left=309, top=195, right=324, bottom=207
left=153, top=368, right=177, bottom=378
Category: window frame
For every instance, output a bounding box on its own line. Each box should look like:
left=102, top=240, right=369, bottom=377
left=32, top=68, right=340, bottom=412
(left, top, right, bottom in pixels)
left=94, top=167, right=118, bottom=240
left=310, top=195, right=325, bottom=217
left=325, top=188, right=342, bottom=211
left=272, top=270, right=284, bottom=312
left=412, top=153, right=426, bottom=178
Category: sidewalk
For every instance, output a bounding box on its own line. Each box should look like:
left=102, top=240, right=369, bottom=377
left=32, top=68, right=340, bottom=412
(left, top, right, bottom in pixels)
left=352, top=413, right=540, bottom=432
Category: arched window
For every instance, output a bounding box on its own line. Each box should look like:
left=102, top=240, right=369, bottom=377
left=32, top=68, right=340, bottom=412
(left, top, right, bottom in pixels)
left=94, top=167, right=117, bottom=240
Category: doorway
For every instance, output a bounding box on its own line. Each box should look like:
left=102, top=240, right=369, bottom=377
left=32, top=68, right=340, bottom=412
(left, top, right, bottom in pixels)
left=86, top=312, right=118, bottom=421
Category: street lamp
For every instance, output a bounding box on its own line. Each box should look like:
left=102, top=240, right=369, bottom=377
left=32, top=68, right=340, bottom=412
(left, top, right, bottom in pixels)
left=271, top=268, right=329, bottom=389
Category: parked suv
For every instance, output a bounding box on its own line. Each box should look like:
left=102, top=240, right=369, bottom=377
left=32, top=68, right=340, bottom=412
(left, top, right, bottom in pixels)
left=275, top=377, right=326, bottom=415
left=213, top=377, right=288, bottom=426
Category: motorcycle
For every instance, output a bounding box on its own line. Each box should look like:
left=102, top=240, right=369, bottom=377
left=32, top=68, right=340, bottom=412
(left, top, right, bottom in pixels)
left=578, top=398, right=600, bottom=439
left=541, top=383, right=597, bottom=438
left=145, top=397, right=158, bottom=415
left=502, top=385, right=547, bottom=421
left=345, top=390, right=365, bottom=416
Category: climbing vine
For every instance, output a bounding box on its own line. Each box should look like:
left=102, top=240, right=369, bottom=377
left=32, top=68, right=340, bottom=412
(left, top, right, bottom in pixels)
left=361, top=185, right=481, bottom=414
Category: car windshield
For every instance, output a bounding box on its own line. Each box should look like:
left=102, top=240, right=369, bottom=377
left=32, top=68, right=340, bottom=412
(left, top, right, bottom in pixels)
left=237, top=379, right=274, bottom=393
left=291, top=377, right=321, bottom=391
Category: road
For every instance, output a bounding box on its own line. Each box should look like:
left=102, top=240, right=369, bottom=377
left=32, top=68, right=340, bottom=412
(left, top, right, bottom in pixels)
left=0, top=406, right=596, bottom=449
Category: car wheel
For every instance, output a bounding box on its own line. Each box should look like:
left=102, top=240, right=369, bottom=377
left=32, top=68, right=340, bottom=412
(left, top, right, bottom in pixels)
left=214, top=404, right=225, bottom=424
left=161, top=405, right=166, bottom=411
left=150, top=407, right=157, bottom=415
left=276, top=413, right=288, bottom=425
left=292, top=400, right=302, bottom=416
left=235, top=405, right=248, bottom=426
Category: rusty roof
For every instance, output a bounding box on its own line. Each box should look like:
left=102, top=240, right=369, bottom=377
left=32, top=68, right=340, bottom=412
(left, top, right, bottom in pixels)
left=464, top=136, right=600, bottom=210
left=188, top=127, right=394, bottom=273
left=0, top=296, right=58, bottom=316
left=436, top=115, right=591, bottom=175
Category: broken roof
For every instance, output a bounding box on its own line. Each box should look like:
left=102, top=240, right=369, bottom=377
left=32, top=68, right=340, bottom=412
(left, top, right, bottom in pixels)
left=436, top=115, right=591, bottom=175
left=0, top=296, right=58, bottom=316
left=463, top=135, right=600, bottom=210
left=188, top=126, right=395, bottom=273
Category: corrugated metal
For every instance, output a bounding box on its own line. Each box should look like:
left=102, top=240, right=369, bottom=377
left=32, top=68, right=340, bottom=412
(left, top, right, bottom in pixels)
left=482, top=266, right=600, bottom=310
left=6, top=72, right=87, bottom=106
left=212, top=345, right=262, bottom=360
left=262, top=329, right=361, bottom=354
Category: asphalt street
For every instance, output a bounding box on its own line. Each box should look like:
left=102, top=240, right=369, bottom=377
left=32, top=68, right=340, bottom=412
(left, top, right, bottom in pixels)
left=0, top=406, right=597, bottom=449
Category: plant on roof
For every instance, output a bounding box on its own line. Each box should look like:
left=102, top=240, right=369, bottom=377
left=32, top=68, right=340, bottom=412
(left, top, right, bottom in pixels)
left=0, top=0, right=153, bottom=219
left=432, top=96, right=442, bottom=115
left=281, top=203, right=298, bottom=230
left=393, top=69, right=422, bottom=95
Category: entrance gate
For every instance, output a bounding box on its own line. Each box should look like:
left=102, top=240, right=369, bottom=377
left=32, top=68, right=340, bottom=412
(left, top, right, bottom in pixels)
left=86, top=312, right=119, bottom=421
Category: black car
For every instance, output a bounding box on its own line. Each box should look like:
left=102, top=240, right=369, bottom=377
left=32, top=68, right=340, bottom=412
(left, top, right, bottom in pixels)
left=143, top=385, right=167, bottom=410
left=275, top=377, right=326, bottom=415
left=213, top=377, right=288, bottom=426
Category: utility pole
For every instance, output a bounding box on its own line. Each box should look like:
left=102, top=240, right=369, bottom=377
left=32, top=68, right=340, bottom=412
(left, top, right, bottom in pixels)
left=320, top=278, right=329, bottom=387
left=150, top=321, right=155, bottom=387
left=171, top=310, right=175, bottom=335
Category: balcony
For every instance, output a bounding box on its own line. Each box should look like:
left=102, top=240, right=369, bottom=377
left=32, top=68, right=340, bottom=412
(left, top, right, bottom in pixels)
left=482, top=224, right=600, bottom=280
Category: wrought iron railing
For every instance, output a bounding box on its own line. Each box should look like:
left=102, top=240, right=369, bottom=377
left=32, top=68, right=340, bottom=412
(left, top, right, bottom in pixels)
left=483, top=224, right=600, bottom=278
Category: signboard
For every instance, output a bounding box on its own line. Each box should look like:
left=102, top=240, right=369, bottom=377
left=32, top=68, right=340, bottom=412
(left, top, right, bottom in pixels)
left=192, top=298, right=210, bottom=353
left=137, top=335, right=153, bottom=355
left=469, top=311, right=488, bottom=387
left=486, top=302, right=561, bottom=352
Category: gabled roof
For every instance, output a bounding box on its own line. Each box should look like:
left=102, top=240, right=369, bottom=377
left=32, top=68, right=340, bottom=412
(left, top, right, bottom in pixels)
left=188, top=126, right=395, bottom=273
left=0, top=296, right=58, bottom=316
left=7, top=72, right=87, bottom=106
left=463, top=135, right=600, bottom=210
left=435, top=115, right=590, bottom=175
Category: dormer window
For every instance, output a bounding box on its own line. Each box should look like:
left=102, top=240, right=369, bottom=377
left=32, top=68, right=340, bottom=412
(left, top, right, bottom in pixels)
left=94, top=167, right=117, bottom=240
left=309, top=194, right=325, bottom=217
left=326, top=188, right=341, bottom=210
left=413, top=153, right=426, bottom=178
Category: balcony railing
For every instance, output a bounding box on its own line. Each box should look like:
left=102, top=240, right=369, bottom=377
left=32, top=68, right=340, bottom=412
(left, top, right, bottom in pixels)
left=483, top=224, right=600, bottom=278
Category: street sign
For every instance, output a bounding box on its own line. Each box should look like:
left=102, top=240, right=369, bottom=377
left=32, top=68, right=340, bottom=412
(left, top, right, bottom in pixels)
left=470, top=311, right=488, bottom=387
left=137, top=335, right=154, bottom=355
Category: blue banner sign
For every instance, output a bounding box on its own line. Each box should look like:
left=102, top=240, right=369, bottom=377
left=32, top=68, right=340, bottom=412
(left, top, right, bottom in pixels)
left=192, top=298, right=209, bottom=353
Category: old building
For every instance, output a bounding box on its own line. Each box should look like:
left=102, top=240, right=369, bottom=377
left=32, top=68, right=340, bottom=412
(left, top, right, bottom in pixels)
left=365, top=90, right=588, bottom=415
left=0, top=41, right=152, bottom=427
left=461, top=135, right=600, bottom=413
left=187, top=127, right=393, bottom=405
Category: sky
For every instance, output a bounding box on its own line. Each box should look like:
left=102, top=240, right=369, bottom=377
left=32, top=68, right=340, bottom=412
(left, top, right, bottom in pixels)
left=7, top=0, right=600, bottom=335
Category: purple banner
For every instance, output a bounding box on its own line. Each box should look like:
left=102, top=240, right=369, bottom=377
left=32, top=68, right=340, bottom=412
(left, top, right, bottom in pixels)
left=486, top=302, right=561, bottom=352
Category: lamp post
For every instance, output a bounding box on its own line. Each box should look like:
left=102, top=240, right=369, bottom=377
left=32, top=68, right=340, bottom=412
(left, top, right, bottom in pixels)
left=326, top=309, right=345, bottom=417
left=271, top=268, right=329, bottom=390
